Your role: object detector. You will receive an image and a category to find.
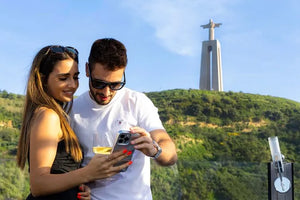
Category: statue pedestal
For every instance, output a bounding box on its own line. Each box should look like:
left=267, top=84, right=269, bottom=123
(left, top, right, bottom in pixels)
left=200, top=40, right=223, bottom=91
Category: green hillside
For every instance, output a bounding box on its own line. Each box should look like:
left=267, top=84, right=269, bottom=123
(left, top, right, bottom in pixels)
left=148, top=89, right=300, bottom=163
left=147, top=89, right=300, bottom=199
left=0, top=91, right=29, bottom=199
left=0, top=91, right=23, bottom=158
left=0, top=89, right=299, bottom=199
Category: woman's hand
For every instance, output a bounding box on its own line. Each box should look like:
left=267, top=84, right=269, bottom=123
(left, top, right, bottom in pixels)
left=85, top=149, right=133, bottom=181
left=77, top=184, right=90, bottom=200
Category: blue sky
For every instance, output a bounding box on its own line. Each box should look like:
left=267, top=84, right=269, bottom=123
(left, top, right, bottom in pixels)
left=1, top=0, right=300, bottom=102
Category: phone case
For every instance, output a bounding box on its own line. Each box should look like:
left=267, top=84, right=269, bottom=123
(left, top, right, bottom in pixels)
left=112, top=130, right=139, bottom=172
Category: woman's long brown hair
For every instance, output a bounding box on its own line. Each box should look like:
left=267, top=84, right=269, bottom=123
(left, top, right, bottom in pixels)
left=17, top=46, right=82, bottom=170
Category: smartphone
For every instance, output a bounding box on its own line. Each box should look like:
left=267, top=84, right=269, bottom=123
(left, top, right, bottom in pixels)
left=112, top=130, right=139, bottom=172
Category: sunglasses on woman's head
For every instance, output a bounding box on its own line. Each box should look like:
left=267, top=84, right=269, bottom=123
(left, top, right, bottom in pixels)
left=45, top=45, right=78, bottom=56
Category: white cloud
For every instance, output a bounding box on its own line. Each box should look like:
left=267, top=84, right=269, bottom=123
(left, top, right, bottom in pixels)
left=122, top=0, right=235, bottom=56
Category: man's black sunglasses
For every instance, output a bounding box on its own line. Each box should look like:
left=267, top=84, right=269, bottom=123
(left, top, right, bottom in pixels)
left=45, top=45, right=78, bottom=56
left=88, top=65, right=126, bottom=91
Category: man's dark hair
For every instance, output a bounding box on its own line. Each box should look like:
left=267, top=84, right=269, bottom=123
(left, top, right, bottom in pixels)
left=88, top=38, right=127, bottom=71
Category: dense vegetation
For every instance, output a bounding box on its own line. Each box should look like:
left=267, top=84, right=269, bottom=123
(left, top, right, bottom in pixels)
left=148, top=89, right=300, bottom=199
left=0, top=90, right=27, bottom=200
left=0, top=89, right=299, bottom=199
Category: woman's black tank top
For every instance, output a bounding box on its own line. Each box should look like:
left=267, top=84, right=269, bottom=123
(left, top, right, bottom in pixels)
left=26, top=140, right=81, bottom=200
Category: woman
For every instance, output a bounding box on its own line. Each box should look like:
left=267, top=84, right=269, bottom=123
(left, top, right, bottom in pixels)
left=16, top=45, right=132, bottom=200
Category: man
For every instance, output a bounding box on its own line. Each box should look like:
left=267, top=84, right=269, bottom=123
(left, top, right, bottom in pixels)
left=70, top=38, right=177, bottom=200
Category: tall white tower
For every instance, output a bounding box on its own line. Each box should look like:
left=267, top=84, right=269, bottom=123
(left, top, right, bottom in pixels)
left=199, top=19, right=223, bottom=91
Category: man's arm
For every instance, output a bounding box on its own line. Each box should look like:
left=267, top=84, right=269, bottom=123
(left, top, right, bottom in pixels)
left=150, top=129, right=178, bottom=166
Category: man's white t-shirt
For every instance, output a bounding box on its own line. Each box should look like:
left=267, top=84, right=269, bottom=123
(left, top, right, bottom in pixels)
left=70, top=88, right=165, bottom=200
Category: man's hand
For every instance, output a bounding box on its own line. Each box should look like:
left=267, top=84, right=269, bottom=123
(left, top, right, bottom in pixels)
left=129, top=127, right=158, bottom=157
left=129, top=126, right=177, bottom=166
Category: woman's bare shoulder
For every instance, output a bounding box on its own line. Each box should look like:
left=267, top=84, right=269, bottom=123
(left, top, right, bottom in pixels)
left=31, top=107, right=62, bottom=139
left=34, top=107, right=59, bottom=121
